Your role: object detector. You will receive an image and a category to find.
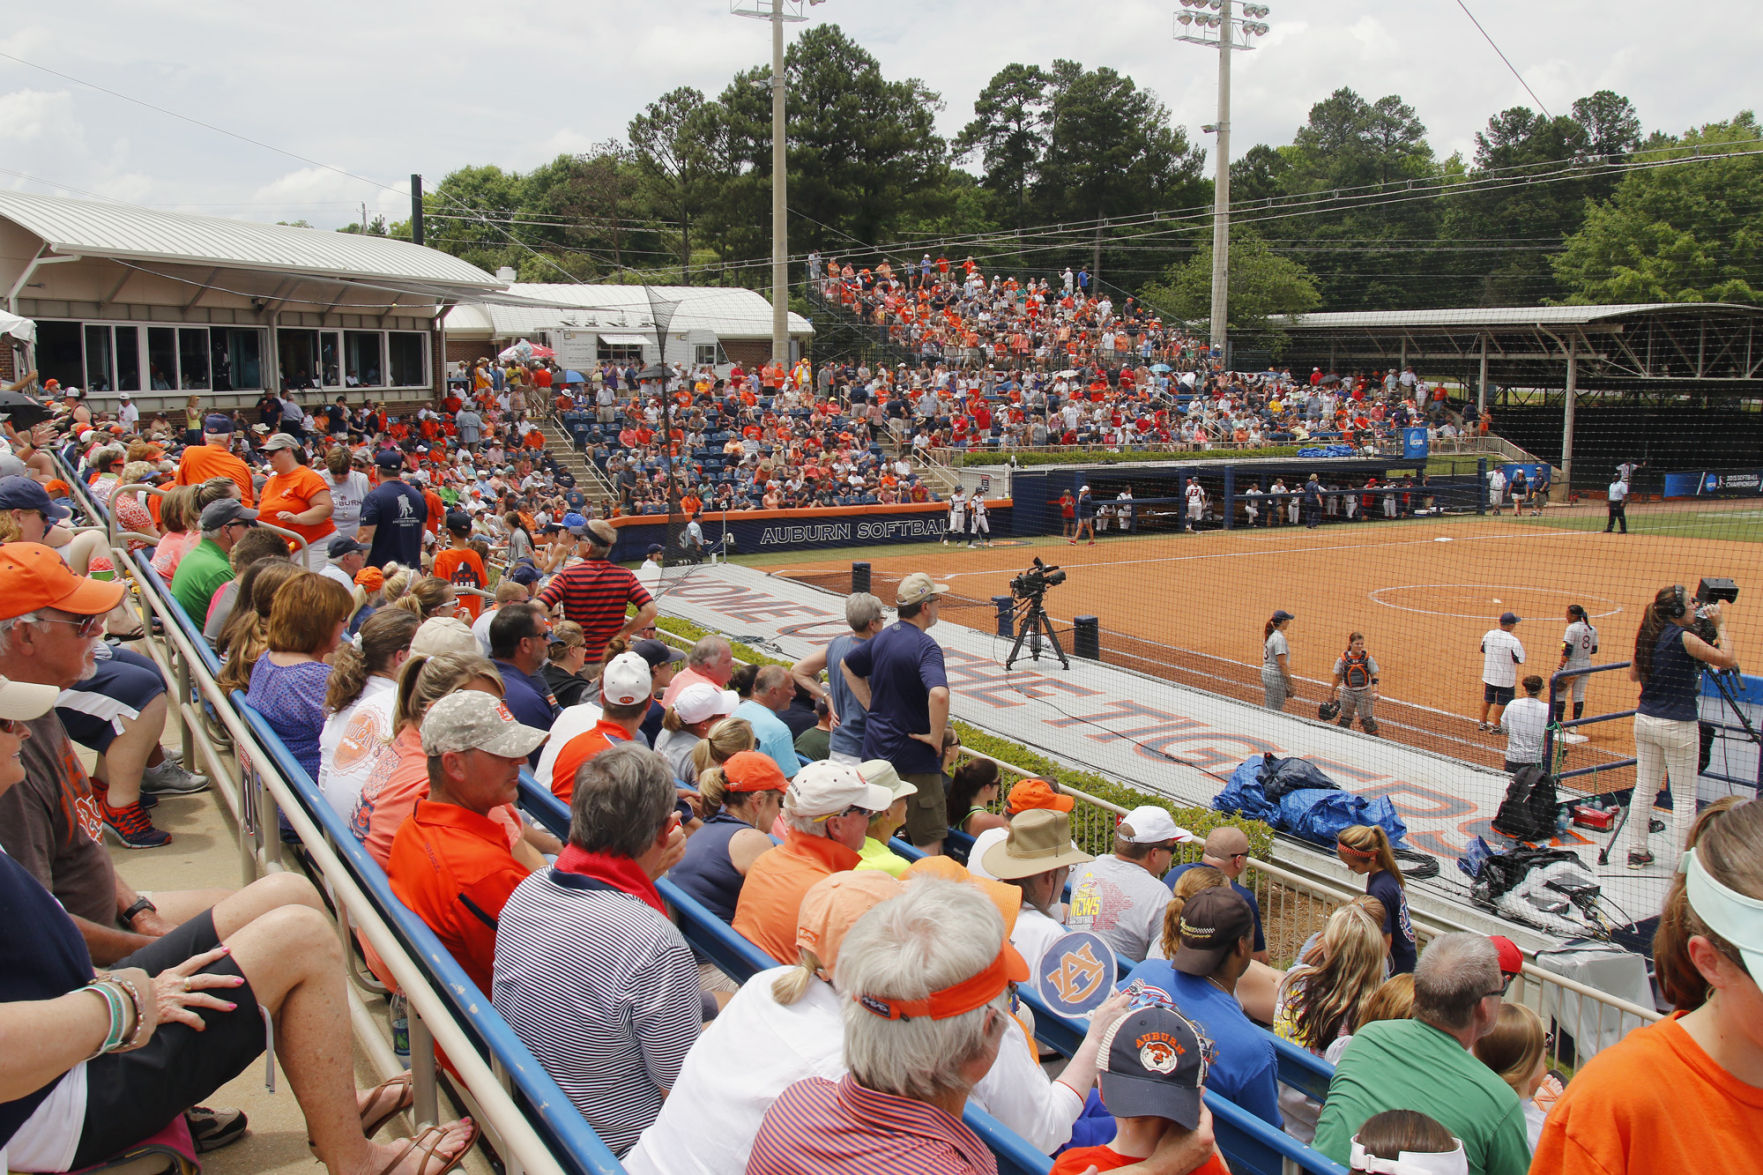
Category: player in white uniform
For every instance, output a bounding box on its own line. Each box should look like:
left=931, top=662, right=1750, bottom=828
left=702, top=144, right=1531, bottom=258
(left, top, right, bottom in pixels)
left=1116, top=486, right=1134, bottom=534
left=1184, top=477, right=1205, bottom=533
left=943, top=487, right=966, bottom=544
left=1487, top=466, right=1508, bottom=516
left=1556, top=603, right=1599, bottom=738
left=967, top=495, right=991, bottom=547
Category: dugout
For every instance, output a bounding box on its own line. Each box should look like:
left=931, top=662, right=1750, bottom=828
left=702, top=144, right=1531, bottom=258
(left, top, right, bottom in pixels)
left=1011, top=455, right=1486, bottom=536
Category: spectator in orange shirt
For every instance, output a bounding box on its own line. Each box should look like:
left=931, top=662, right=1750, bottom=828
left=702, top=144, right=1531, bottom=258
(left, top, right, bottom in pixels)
left=174, top=414, right=255, bottom=505
left=257, top=433, right=336, bottom=570
left=432, top=512, right=488, bottom=622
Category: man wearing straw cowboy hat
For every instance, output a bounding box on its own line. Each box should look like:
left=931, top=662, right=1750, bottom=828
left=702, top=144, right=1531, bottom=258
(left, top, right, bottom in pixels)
left=981, top=807, right=1094, bottom=970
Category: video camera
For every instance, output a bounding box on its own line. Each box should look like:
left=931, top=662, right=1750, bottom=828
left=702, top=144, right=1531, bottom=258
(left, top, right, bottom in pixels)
left=1009, top=557, right=1066, bottom=601
left=1691, top=578, right=1738, bottom=644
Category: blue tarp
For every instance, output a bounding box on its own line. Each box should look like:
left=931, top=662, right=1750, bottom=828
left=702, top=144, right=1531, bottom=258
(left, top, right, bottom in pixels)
left=1296, top=444, right=1357, bottom=459
left=1214, top=755, right=1410, bottom=848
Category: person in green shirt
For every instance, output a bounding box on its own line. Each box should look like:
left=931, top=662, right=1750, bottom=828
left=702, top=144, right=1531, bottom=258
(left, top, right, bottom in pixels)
left=852, top=758, right=916, bottom=878
left=169, top=498, right=258, bottom=625
left=1314, top=932, right=1532, bottom=1175
left=792, top=697, right=834, bottom=763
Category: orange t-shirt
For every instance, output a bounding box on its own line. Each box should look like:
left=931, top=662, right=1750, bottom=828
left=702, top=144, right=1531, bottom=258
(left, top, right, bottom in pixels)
left=548, top=718, right=631, bottom=803
left=1532, top=1011, right=1763, bottom=1174
left=175, top=444, right=255, bottom=505
left=730, top=831, right=862, bottom=964
left=423, top=489, right=445, bottom=535
left=1053, top=1147, right=1227, bottom=1175
left=258, top=465, right=337, bottom=550
left=432, top=547, right=487, bottom=621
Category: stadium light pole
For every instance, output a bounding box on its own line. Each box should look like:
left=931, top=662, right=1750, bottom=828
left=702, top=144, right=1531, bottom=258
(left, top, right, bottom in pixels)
left=732, top=0, right=822, bottom=367
left=1174, top=0, right=1272, bottom=366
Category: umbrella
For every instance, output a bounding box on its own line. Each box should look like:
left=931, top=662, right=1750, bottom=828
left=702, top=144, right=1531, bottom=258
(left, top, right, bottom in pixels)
left=0, top=310, right=35, bottom=345
left=497, top=340, right=533, bottom=363
left=0, top=389, right=53, bottom=429
left=1321, top=374, right=1342, bottom=386
left=1150, top=363, right=1172, bottom=373
left=563, top=370, right=586, bottom=384
left=1055, top=369, right=1079, bottom=379
left=528, top=344, right=556, bottom=360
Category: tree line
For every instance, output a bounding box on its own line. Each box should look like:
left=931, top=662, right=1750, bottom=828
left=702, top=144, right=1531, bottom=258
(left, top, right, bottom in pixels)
left=340, top=24, right=1763, bottom=330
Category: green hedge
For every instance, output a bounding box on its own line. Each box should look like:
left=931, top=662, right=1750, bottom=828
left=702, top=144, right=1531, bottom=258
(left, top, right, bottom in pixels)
left=957, top=445, right=1301, bottom=469
left=655, top=615, right=1275, bottom=863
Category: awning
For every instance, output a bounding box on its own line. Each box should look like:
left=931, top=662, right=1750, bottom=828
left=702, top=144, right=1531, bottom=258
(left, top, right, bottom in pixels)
left=599, top=333, right=652, bottom=346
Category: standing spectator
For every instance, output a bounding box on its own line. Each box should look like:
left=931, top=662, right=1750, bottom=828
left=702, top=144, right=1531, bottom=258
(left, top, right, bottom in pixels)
left=980, top=807, right=1093, bottom=968
left=663, top=635, right=736, bottom=707
left=1074, top=484, right=1097, bottom=543
left=735, top=665, right=803, bottom=781
left=1478, top=612, right=1525, bottom=734
left=1555, top=603, right=1599, bottom=725
left=1330, top=631, right=1381, bottom=735
left=356, top=450, right=427, bottom=570
left=536, top=519, right=657, bottom=662
left=494, top=743, right=698, bottom=1157
left=1118, top=888, right=1283, bottom=1128
left=487, top=602, right=560, bottom=745
left=732, top=760, right=892, bottom=964
left=173, top=413, right=254, bottom=504
left=245, top=572, right=354, bottom=782
left=432, top=512, right=489, bottom=623
left=1058, top=488, right=1076, bottom=539
left=1066, top=805, right=1195, bottom=964
left=1604, top=471, right=1628, bottom=533
left=256, top=433, right=336, bottom=571
left=319, top=446, right=371, bottom=541
left=840, top=572, right=951, bottom=853
left=1501, top=676, right=1549, bottom=774
left=1486, top=465, right=1507, bottom=516
left=1334, top=825, right=1417, bottom=974
left=1262, top=610, right=1297, bottom=711
left=1313, top=934, right=1530, bottom=1175
left=788, top=592, right=885, bottom=766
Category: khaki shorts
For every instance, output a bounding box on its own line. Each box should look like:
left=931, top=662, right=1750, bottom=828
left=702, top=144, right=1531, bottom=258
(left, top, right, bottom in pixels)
left=900, top=770, right=949, bottom=847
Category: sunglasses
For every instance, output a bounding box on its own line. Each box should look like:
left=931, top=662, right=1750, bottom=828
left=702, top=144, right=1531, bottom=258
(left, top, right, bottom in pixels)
left=34, top=613, right=105, bottom=639
left=0, top=717, right=21, bottom=734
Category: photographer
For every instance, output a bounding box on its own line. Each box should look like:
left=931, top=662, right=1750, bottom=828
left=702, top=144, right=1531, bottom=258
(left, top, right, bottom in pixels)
left=1625, top=584, right=1740, bottom=868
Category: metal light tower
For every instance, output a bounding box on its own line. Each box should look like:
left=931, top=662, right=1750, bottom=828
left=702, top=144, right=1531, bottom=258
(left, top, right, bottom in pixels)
left=732, top=0, right=824, bottom=365
left=1175, top=0, right=1272, bottom=365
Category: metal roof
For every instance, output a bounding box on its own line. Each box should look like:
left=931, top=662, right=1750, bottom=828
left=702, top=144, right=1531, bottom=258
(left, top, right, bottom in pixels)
left=0, top=189, right=504, bottom=291
left=444, top=283, right=813, bottom=338
left=1273, top=303, right=1763, bottom=330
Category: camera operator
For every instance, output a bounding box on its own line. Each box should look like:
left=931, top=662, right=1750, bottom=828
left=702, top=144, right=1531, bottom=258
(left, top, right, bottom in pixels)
left=1625, top=584, right=1740, bottom=868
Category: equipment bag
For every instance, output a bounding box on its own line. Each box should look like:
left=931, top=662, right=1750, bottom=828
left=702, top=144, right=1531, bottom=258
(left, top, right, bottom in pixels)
left=1492, top=763, right=1560, bottom=843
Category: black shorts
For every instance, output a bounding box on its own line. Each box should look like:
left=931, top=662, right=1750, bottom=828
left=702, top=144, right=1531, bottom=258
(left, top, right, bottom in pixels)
left=1484, top=683, right=1517, bottom=705
left=71, top=911, right=266, bottom=1167
left=56, top=649, right=167, bottom=754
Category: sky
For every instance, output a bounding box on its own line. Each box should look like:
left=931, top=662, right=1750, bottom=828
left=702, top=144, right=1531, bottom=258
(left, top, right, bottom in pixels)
left=0, top=1, right=1757, bottom=231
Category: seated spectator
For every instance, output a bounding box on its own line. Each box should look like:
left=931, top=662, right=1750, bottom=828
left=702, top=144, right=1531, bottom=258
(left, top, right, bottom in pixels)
left=472, top=579, right=529, bottom=656
left=1349, top=1110, right=1469, bottom=1175
left=732, top=760, right=892, bottom=963
left=390, top=575, right=458, bottom=623
left=146, top=483, right=200, bottom=579
left=792, top=697, right=833, bottom=762
left=734, top=665, right=802, bottom=781
left=487, top=601, right=560, bottom=740
left=969, top=776, right=1076, bottom=877
left=1272, top=903, right=1387, bottom=1141
left=1165, top=826, right=1270, bottom=963
left=540, top=620, right=593, bottom=709
left=1120, top=887, right=1283, bottom=1128
left=1532, top=797, right=1763, bottom=1173
left=662, top=635, right=736, bottom=707
left=388, top=690, right=547, bottom=994
left=318, top=608, right=421, bottom=824
left=687, top=714, right=756, bottom=782
left=852, top=759, right=917, bottom=878
left=653, top=682, right=740, bottom=784
left=1066, top=805, right=1195, bottom=964
left=670, top=751, right=788, bottom=922
left=947, top=757, right=1008, bottom=839
left=0, top=675, right=479, bottom=1175
left=630, top=637, right=686, bottom=745
left=545, top=651, right=651, bottom=801
left=202, top=526, right=292, bottom=646
left=170, top=497, right=258, bottom=623
left=494, top=743, right=699, bottom=1157
left=1049, top=1003, right=1228, bottom=1175
left=1470, top=1002, right=1549, bottom=1152
left=244, top=571, right=354, bottom=782
left=980, top=807, right=1093, bottom=968
left=1314, top=933, right=1529, bottom=1174
left=746, top=878, right=1034, bottom=1173
left=216, top=560, right=303, bottom=693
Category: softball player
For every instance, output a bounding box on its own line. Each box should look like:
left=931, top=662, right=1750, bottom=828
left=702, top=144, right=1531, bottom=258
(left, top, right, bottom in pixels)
left=1556, top=604, right=1599, bottom=737
left=967, top=495, right=991, bottom=547
left=943, top=486, right=966, bottom=544
left=1331, top=631, right=1381, bottom=734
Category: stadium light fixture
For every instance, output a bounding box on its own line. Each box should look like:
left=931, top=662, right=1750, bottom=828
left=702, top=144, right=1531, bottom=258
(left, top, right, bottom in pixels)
left=1173, top=0, right=1274, bottom=362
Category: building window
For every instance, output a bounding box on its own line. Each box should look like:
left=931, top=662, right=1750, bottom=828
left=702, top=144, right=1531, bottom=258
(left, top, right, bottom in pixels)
left=211, top=327, right=263, bottom=391
left=278, top=329, right=321, bottom=390
left=36, top=321, right=83, bottom=390
left=388, top=331, right=426, bottom=388
left=83, top=325, right=113, bottom=392
left=147, top=328, right=176, bottom=391
left=112, top=327, right=141, bottom=393
left=345, top=331, right=383, bottom=387
left=694, top=341, right=728, bottom=369
left=178, top=328, right=212, bottom=390
left=597, top=341, right=644, bottom=366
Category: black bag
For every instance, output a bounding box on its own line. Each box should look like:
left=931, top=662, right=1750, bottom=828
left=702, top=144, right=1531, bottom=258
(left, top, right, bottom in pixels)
left=1318, top=699, right=1341, bottom=722
left=1257, top=754, right=1342, bottom=802
left=1479, top=845, right=1583, bottom=900
left=1492, top=764, right=1559, bottom=843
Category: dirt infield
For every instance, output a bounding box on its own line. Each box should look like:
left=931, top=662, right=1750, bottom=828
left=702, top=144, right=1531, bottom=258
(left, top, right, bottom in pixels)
left=776, top=503, right=1763, bottom=794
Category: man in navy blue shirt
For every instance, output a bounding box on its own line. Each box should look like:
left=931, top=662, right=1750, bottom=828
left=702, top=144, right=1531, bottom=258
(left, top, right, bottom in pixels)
left=1165, top=826, right=1269, bottom=963
left=355, top=450, right=426, bottom=569
left=487, top=603, right=559, bottom=761
left=840, top=571, right=949, bottom=852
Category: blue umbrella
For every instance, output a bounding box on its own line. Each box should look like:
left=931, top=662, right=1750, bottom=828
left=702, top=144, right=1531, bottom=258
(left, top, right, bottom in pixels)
left=1150, top=363, right=1172, bottom=373
left=563, top=369, right=586, bottom=384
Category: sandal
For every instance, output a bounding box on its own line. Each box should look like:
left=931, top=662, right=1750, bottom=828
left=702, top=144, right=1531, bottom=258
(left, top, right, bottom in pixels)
left=375, top=1120, right=479, bottom=1175
left=360, top=1072, right=415, bottom=1138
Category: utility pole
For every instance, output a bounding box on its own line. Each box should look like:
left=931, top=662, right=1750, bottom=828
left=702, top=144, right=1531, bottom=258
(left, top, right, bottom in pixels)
left=410, top=174, right=424, bottom=246
left=1175, top=0, right=1272, bottom=367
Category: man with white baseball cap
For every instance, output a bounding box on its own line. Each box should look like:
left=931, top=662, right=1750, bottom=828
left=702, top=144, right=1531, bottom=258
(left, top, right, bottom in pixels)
left=732, top=760, right=893, bottom=963
left=841, top=570, right=951, bottom=852
left=652, top=681, right=740, bottom=785
left=1066, top=805, right=1197, bottom=964
left=544, top=651, right=653, bottom=803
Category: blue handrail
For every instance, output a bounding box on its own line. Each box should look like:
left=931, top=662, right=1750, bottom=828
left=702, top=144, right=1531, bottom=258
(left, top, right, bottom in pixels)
left=231, top=694, right=625, bottom=1175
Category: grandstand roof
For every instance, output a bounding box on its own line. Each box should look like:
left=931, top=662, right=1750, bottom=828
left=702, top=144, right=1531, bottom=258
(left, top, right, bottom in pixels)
left=0, top=189, right=505, bottom=293
left=1272, top=303, right=1763, bottom=330
left=444, top=283, right=813, bottom=339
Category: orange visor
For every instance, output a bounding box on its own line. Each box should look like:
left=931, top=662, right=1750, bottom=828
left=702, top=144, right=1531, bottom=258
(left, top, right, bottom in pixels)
left=854, top=943, right=1029, bottom=1021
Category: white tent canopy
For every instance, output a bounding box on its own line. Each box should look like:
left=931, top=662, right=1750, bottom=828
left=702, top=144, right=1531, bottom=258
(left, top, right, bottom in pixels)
left=0, top=311, right=36, bottom=345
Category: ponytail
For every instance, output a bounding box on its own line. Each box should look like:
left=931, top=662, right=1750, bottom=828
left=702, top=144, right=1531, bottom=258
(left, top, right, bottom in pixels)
left=1337, top=824, right=1404, bottom=886
left=1633, top=585, right=1679, bottom=682
left=326, top=608, right=419, bottom=713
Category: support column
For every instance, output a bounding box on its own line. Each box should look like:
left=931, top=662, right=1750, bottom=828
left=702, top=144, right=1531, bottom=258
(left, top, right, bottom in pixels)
left=1478, top=334, right=1488, bottom=416
left=1562, top=341, right=1578, bottom=495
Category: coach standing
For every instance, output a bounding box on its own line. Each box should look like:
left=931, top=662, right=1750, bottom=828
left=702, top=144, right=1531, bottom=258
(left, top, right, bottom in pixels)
left=537, top=519, right=658, bottom=663
left=1605, top=471, right=1629, bottom=534
left=1478, top=611, right=1525, bottom=734
left=841, top=572, right=951, bottom=854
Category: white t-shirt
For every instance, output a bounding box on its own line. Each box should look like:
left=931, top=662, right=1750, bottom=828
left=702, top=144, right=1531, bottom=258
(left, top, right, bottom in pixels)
left=1503, top=697, right=1550, bottom=764
left=534, top=699, right=608, bottom=790
left=1481, top=628, right=1526, bottom=687
left=1012, top=904, right=1069, bottom=973
left=472, top=605, right=499, bottom=657
left=1064, top=854, right=1174, bottom=964
left=317, top=676, right=399, bottom=824
left=322, top=469, right=372, bottom=539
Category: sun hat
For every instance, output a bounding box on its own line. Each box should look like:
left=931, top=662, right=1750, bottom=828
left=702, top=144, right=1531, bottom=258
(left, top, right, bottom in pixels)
left=857, top=759, right=917, bottom=802
left=981, top=809, right=1093, bottom=880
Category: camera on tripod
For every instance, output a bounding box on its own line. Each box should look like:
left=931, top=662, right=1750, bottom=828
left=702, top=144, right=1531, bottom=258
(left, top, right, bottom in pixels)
left=1009, top=557, right=1066, bottom=601
left=1692, top=578, right=1738, bottom=643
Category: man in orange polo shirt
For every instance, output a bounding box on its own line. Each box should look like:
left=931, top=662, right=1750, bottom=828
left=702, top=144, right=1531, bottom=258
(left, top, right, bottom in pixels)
left=174, top=413, right=254, bottom=505
left=731, top=760, right=892, bottom=963
left=546, top=652, right=652, bottom=802
left=387, top=689, right=548, bottom=993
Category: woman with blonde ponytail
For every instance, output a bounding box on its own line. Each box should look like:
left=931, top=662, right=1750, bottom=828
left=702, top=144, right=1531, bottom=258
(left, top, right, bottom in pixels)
left=670, top=751, right=787, bottom=922
left=1336, top=824, right=1415, bottom=973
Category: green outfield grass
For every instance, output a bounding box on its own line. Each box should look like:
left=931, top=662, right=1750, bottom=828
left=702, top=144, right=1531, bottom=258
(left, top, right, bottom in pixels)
left=1510, top=503, right=1763, bottom=542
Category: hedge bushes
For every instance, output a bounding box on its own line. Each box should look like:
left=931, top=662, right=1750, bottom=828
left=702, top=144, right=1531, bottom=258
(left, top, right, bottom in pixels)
left=654, top=615, right=1275, bottom=863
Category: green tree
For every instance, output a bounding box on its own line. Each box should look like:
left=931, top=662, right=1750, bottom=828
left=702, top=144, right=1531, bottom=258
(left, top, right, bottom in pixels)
left=630, top=89, right=718, bottom=282
left=1141, top=226, right=1320, bottom=344
left=952, top=63, right=1053, bottom=230
left=1554, top=113, right=1763, bottom=304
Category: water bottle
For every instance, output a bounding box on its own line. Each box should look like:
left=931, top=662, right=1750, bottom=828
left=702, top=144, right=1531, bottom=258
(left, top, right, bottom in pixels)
left=388, top=994, right=410, bottom=1068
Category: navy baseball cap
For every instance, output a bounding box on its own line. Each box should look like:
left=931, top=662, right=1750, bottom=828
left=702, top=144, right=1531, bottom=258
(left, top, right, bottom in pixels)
left=1096, top=1004, right=1209, bottom=1129
left=1500, top=611, right=1521, bottom=625
left=373, top=450, right=405, bottom=469
left=509, top=563, right=542, bottom=586
left=444, top=510, right=472, bottom=531
left=203, top=413, right=234, bottom=434
left=0, top=476, right=69, bottom=522
left=326, top=535, right=369, bottom=558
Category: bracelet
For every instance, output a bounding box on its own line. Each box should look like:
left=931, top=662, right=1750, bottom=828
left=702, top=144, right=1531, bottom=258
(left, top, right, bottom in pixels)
left=107, top=974, right=149, bottom=1052
left=80, top=981, right=126, bottom=1060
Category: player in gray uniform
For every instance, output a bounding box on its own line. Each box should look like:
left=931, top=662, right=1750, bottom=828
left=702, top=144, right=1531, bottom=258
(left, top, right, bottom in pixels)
left=1555, top=603, right=1599, bottom=735
left=1331, top=631, right=1381, bottom=734
left=942, top=487, right=966, bottom=544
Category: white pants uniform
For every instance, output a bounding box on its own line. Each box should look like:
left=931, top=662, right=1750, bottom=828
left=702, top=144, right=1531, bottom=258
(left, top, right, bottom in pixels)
left=946, top=504, right=966, bottom=540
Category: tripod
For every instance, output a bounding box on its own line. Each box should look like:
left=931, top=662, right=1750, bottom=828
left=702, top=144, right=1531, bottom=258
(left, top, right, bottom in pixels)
left=1005, top=594, right=1070, bottom=671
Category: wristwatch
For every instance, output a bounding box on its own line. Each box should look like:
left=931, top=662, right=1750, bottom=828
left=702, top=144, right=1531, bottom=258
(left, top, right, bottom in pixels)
left=121, top=896, right=157, bottom=927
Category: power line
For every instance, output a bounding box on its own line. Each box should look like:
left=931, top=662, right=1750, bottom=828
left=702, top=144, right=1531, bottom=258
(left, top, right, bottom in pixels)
left=1449, top=0, right=1553, bottom=118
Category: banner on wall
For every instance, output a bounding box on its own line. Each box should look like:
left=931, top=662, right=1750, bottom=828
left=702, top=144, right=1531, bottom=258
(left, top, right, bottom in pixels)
left=602, top=501, right=1012, bottom=562
left=1663, top=469, right=1763, bottom=499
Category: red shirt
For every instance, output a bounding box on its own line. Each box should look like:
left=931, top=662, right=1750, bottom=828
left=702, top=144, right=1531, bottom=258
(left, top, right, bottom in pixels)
left=535, top=559, right=653, bottom=662
left=387, top=800, right=527, bottom=994
left=548, top=718, right=631, bottom=803
left=749, top=1074, right=996, bottom=1175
